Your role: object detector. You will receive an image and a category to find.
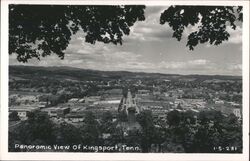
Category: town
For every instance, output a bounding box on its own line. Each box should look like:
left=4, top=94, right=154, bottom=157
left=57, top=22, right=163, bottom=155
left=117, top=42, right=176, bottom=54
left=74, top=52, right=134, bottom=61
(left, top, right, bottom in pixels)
left=8, top=65, right=242, bottom=153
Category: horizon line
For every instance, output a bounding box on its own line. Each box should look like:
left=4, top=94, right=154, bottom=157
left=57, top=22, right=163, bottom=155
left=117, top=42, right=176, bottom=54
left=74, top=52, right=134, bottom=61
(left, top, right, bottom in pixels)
left=9, top=64, right=242, bottom=77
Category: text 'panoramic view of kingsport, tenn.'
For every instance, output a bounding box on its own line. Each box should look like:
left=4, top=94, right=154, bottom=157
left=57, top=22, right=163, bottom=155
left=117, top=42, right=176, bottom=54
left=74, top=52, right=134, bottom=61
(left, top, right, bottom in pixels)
left=8, top=5, right=243, bottom=153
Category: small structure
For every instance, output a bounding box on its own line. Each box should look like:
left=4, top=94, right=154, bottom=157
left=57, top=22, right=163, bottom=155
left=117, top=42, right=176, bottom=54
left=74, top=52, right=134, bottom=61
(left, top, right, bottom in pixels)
left=233, top=107, right=242, bottom=119
left=68, top=98, right=79, bottom=103
left=43, top=107, right=70, bottom=117
left=9, top=106, right=40, bottom=120
left=65, top=114, right=84, bottom=123
left=84, top=96, right=101, bottom=104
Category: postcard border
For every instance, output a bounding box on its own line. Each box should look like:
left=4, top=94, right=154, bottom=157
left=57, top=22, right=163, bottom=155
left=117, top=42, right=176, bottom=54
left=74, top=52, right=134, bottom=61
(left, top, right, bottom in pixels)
left=1, top=1, right=249, bottom=161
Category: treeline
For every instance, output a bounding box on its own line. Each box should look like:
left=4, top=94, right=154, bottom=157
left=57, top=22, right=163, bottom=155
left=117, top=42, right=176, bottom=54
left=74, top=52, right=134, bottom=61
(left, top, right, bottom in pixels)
left=9, top=110, right=242, bottom=153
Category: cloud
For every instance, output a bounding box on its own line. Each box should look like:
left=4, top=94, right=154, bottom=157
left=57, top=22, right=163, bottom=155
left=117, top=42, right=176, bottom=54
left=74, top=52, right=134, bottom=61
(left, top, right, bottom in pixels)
left=188, top=59, right=209, bottom=65
left=228, top=64, right=242, bottom=70
left=158, top=59, right=210, bottom=69
left=154, top=60, right=241, bottom=75
left=9, top=51, right=241, bottom=76
left=158, top=61, right=186, bottom=69
left=125, top=22, right=172, bottom=42
left=226, top=26, right=242, bottom=44
left=64, top=38, right=144, bottom=71
left=124, top=6, right=173, bottom=42
left=145, top=6, right=167, bottom=16
left=144, top=6, right=168, bottom=25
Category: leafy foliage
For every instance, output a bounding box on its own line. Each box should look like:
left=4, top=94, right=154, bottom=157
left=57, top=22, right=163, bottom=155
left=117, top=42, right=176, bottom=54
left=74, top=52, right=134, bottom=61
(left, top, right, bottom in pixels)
left=80, top=111, right=100, bottom=145
left=9, top=5, right=145, bottom=62
left=137, top=110, right=155, bottom=152
left=100, top=111, right=116, bottom=134
left=9, top=111, right=56, bottom=151
left=160, top=6, right=243, bottom=50
left=9, top=109, right=242, bottom=153
left=9, top=111, right=20, bottom=121
left=56, top=122, right=83, bottom=147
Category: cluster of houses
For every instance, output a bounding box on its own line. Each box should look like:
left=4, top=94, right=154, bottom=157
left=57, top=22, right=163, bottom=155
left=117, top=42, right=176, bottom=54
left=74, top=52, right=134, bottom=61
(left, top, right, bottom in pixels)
left=9, top=87, right=242, bottom=123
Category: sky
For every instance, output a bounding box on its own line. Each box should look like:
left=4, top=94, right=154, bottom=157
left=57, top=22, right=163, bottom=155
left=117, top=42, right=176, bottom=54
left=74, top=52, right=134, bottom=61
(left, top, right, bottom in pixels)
left=9, top=6, right=242, bottom=76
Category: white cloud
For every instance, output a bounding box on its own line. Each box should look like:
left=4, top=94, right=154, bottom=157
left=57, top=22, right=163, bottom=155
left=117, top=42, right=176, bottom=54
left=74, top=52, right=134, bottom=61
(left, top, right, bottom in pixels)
left=226, top=26, right=242, bottom=44
left=157, top=59, right=210, bottom=70
left=158, top=61, right=185, bottom=69
left=228, top=64, right=242, bottom=70
left=124, top=6, right=173, bottom=42
left=188, top=59, right=209, bottom=65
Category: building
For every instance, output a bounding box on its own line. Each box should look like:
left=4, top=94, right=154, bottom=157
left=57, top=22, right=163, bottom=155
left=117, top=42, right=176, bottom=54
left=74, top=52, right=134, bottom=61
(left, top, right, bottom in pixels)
left=119, top=89, right=140, bottom=116
left=68, top=98, right=79, bottom=103
left=118, top=89, right=141, bottom=131
left=93, top=100, right=121, bottom=105
left=174, top=99, right=206, bottom=109
left=9, top=106, right=40, bottom=120
left=65, top=114, right=84, bottom=123
left=233, top=108, right=242, bottom=119
left=214, top=99, right=224, bottom=105
left=84, top=96, right=101, bottom=104
left=43, top=107, right=70, bottom=117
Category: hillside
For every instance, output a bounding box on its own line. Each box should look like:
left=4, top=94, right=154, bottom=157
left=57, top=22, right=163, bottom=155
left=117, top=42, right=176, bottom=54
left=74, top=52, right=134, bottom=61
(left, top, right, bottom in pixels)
left=9, top=65, right=242, bottom=82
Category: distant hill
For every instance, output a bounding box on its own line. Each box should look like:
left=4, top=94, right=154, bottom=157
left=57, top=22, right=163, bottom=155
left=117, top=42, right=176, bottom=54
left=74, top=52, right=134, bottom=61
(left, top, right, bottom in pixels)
left=9, top=65, right=242, bottom=82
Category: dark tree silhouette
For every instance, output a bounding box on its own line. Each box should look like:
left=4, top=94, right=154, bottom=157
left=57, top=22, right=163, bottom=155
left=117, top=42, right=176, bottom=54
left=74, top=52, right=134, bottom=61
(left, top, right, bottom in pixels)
left=160, top=6, right=243, bottom=50
left=9, top=111, right=56, bottom=151
left=80, top=111, right=100, bottom=146
left=100, top=111, right=115, bottom=134
left=137, top=110, right=155, bottom=152
left=9, top=111, right=20, bottom=121
left=9, top=5, right=145, bottom=62
left=167, top=110, right=181, bottom=127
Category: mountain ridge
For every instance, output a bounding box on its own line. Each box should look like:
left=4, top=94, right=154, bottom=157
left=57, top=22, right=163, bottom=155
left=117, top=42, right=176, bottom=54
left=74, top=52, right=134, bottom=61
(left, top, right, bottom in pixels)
left=9, top=65, right=242, bottom=81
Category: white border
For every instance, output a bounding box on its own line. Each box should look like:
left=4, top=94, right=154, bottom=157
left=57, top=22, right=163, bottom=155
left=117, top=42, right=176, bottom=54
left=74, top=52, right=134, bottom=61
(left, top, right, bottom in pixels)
left=1, top=1, right=249, bottom=161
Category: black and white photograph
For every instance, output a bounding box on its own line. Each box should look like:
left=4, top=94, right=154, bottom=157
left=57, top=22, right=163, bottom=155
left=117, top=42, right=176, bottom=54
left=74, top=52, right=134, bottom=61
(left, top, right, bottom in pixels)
left=1, top=0, right=249, bottom=161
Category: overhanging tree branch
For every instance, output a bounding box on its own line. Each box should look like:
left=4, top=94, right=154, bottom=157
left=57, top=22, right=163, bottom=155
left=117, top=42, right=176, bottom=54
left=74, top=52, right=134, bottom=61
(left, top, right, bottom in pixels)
left=160, top=6, right=243, bottom=50
left=9, top=5, right=145, bottom=62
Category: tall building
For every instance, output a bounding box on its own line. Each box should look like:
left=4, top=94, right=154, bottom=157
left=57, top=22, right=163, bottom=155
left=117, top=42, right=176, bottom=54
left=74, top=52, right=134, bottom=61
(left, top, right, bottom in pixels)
left=119, top=89, right=140, bottom=115
left=118, top=89, right=141, bottom=130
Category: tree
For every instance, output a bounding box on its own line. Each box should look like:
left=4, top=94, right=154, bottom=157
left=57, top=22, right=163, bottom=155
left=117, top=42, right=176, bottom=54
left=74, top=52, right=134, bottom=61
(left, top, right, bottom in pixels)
left=80, top=111, right=100, bottom=146
left=167, top=110, right=181, bottom=127
left=117, top=110, right=128, bottom=122
left=137, top=110, right=155, bottom=152
left=9, top=111, right=20, bottom=121
left=100, top=111, right=116, bottom=134
left=182, top=110, right=196, bottom=124
left=9, top=5, right=145, bottom=62
left=9, top=111, right=56, bottom=151
left=55, top=122, right=83, bottom=151
left=26, top=111, right=56, bottom=144
left=193, top=123, right=215, bottom=152
left=219, top=114, right=242, bottom=153
left=160, top=6, right=243, bottom=50
left=191, top=110, right=242, bottom=153
left=125, top=130, right=142, bottom=150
